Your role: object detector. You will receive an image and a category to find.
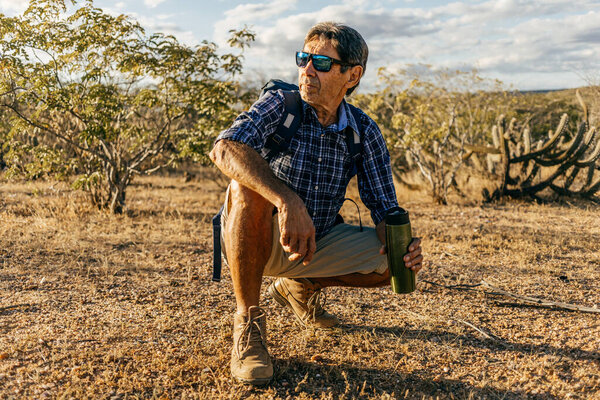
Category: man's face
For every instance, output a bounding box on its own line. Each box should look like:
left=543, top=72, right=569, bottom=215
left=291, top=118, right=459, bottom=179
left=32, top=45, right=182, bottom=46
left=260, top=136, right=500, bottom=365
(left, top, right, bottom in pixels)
left=298, top=39, right=351, bottom=111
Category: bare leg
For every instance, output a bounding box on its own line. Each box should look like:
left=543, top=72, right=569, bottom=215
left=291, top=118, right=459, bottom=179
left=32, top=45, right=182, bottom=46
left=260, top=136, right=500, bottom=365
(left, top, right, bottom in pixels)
left=310, top=269, right=391, bottom=288
left=224, top=180, right=275, bottom=314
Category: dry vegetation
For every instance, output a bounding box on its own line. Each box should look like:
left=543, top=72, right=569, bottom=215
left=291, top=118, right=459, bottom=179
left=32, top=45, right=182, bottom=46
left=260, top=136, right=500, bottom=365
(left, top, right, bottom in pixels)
left=1, top=169, right=599, bottom=399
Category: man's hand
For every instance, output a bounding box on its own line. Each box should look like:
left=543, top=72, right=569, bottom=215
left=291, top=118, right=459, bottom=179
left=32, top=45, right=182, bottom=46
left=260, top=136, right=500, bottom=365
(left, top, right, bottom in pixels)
left=379, top=237, right=423, bottom=273
left=278, top=198, right=316, bottom=266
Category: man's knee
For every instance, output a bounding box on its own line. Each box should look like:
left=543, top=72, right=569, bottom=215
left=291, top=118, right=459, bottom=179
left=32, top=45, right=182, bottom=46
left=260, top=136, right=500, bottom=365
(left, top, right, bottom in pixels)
left=228, top=180, right=274, bottom=221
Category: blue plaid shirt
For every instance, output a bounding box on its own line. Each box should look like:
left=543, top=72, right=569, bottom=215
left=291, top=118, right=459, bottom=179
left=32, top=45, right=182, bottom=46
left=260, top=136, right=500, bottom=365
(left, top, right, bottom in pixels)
left=216, top=90, right=399, bottom=240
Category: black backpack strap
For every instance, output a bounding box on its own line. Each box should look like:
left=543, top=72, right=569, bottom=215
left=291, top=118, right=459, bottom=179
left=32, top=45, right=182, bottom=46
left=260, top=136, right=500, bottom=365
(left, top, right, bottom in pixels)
left=211, top=205, right=224, bottom=282
left=263, top=90, right=303, bottom=161
left=345, top=104, right=364, bottom=177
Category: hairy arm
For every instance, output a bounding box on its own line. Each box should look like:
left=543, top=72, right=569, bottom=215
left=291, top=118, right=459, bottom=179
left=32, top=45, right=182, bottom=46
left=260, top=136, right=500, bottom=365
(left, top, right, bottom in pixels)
left=209, top=139, right=316, bottom=264
left=210, top=139, right=293, bottom=209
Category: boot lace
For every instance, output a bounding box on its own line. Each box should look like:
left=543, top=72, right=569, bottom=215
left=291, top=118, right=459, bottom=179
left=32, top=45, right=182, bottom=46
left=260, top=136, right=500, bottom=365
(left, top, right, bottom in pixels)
left=306, top=289, right=327, bottom=321
left=235, top=306, right=266, bottom=359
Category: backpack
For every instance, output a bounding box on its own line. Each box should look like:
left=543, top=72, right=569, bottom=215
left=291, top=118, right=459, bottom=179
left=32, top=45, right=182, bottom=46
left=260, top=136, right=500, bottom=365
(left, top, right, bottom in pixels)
left=211, top=79, right=364, bottom=282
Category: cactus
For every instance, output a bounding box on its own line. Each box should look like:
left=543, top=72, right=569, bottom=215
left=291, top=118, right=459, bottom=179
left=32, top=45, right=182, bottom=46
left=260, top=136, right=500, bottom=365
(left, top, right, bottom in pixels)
left=465, top=92, right=600, bottom=201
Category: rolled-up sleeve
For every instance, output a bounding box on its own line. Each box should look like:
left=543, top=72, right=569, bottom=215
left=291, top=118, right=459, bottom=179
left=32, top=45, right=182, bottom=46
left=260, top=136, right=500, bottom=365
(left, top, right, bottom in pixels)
left=215, top=90, right=285, bottom=152
left=357, top=117, right=399, bottom=225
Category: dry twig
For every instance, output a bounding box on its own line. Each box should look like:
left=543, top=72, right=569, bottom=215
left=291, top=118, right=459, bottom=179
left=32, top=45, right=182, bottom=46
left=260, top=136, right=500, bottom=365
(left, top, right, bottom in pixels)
left=421, top=279, right=482, bottom=292
left=422, top=279, right=600, bottom=313
left=454, top=319, right=506, bottom=345
left=480, top=280, right=600, bottom=314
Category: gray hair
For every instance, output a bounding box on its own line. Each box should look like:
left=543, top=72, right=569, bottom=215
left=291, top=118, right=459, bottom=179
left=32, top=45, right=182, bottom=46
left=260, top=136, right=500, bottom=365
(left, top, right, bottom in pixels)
left=304, top=22, right=368, bottom=95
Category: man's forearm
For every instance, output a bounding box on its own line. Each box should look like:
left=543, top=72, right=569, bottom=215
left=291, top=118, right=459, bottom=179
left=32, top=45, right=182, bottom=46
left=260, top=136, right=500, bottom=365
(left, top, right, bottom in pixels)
left=209, top=139, right=298, bottom=210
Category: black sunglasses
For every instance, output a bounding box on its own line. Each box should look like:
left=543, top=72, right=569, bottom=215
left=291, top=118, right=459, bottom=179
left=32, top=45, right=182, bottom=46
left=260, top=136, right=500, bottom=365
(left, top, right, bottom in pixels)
left=295, top=51, right=354, bottom=72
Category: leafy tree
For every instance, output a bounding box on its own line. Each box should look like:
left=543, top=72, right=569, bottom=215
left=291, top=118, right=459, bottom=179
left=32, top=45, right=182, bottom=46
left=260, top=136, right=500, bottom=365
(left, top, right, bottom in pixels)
left=0, top=0, right=254, bottom=212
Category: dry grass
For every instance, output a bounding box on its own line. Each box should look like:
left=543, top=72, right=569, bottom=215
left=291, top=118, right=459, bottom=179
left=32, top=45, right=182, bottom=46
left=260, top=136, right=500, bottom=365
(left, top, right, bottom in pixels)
left=1, top=169, right=599, bottom=399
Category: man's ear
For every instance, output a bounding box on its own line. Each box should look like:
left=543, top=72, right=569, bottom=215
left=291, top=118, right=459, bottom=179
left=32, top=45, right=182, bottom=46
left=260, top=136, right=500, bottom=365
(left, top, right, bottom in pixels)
left=346, top=65, right=363, bottom=89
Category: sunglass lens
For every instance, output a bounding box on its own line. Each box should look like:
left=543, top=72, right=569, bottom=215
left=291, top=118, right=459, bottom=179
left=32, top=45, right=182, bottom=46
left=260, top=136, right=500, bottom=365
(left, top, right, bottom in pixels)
left=312, top=55, right=332, bottom=72
left=296, top=52, right=309, bottom=67
left=296, top=52, right=333, bottom=72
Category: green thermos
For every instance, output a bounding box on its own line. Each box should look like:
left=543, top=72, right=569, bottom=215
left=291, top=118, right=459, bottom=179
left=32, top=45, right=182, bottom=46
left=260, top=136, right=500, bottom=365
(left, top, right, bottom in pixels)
left=385, top=208, right=415, bottom=294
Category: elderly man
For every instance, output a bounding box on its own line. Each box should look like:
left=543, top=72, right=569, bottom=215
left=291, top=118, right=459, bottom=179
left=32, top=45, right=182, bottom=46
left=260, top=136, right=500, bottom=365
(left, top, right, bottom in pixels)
left=209, top=22, right=423, bottom=385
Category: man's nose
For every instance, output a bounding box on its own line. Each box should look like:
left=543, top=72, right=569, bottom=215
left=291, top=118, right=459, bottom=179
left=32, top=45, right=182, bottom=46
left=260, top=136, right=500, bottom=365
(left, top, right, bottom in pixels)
left=301, top=58, right=317, bottom=76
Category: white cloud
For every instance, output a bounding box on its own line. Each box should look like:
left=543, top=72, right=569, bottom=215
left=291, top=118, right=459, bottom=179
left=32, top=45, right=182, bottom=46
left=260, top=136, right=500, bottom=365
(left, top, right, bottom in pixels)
left=132, top=13, right=196, bottom=44
left=144, top=0, right=167, bottom=8
left=212, top=0, right=600, bottom=90
left=100, top=5, right=197, bottom=46
left=0, top=0, right=28, bottom=15
left=214, top=0, right=298, bottom=44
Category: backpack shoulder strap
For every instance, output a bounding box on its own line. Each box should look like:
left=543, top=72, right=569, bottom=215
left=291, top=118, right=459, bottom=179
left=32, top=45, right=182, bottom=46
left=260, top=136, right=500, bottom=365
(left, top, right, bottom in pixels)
left=211, top=205, right=224, bottom=282
left=263, top=90, right=303, bottom=161
left=345, top=104, right=364, bottom=177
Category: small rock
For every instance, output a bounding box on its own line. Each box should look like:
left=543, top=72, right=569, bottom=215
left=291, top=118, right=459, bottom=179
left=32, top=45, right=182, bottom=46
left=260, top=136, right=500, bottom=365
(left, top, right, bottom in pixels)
left=0, top=353, right=9, bottom=360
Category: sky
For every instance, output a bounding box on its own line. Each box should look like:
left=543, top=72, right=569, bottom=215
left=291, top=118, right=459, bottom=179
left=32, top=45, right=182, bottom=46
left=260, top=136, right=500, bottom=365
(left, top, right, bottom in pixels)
left=2, top=0, right=600, bottom=92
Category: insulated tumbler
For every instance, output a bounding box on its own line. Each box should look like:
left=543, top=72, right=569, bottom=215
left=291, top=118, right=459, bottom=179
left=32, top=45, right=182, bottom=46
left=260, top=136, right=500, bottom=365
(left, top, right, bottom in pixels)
left=385, top=208, right=416, bottom=294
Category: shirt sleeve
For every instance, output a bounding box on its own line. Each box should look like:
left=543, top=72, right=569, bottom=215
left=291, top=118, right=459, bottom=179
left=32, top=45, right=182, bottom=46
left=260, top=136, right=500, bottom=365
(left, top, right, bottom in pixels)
left=356, top=113, right=399, bottom=226
left=215, top=90, right=285, bottom=152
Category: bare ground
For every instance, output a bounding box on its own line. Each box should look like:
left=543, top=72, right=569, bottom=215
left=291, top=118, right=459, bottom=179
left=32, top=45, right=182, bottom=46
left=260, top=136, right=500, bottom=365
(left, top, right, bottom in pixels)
left=1, top=171, right=599, bottom=399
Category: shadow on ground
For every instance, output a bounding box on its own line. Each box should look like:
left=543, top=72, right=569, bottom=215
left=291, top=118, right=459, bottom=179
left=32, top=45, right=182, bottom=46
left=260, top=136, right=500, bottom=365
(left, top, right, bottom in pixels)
left=345, top=324, right=600, bottom=365
left=229, top=356, right=557, bottom=400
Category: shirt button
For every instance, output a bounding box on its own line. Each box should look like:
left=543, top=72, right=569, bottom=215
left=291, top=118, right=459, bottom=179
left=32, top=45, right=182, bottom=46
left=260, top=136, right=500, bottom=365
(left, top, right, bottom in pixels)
left=318, top=157, right=322, bottom=162
left=314, top=185, right=318, bottom=190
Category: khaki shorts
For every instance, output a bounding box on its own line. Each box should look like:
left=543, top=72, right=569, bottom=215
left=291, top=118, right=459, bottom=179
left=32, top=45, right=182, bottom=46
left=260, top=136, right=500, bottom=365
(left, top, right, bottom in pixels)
left=219, top=187, right=388, bottom=278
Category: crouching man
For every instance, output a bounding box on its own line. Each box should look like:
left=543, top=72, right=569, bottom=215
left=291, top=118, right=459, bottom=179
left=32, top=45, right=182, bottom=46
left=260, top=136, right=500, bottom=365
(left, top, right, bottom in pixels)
left=209, top=22, right=423, bottom=385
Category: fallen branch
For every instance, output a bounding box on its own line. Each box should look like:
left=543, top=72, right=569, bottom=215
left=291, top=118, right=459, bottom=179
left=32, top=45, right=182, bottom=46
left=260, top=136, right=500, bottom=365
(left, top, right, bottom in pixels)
left=421, top=279, right=600, bottom=313
left=480, top=280, right=600, bottom=314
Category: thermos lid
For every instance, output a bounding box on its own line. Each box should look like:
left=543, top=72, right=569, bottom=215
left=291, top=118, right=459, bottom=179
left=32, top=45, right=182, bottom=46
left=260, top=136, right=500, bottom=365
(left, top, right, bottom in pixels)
left=385, top=208, right=410, bottom=225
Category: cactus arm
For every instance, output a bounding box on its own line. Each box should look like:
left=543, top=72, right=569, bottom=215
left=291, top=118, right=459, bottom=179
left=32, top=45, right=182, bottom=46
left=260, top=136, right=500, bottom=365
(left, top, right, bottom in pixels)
left=508, top=134, right=591, bottom=197
left=510, top=114, right=568, bottom=163
left=550, top=172, right=600, bottom=197
left=575, top=128, right=600, bottom=167
left=523, top=127, right=531, bottom=154
left=576, top=89, right=588, bottom=127
left=514, top=142, right=523, bottom=158
left=522, top=163, right=540, bottom=187
left=562, top=166, right=581, bottom=191
left=549, top=182, right=576, bottom=196
left=584, top=163, right=596, bottom=189
left=533, top=122, right=589, bottom=166
left=491, top=124, right=500, bottom=147
left=582, top=177, right=600, bottom=197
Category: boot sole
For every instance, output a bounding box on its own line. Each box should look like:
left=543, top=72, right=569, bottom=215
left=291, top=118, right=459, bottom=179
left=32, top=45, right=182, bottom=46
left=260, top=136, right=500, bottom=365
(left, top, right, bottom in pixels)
left=232, top=374, right=272, bottom=386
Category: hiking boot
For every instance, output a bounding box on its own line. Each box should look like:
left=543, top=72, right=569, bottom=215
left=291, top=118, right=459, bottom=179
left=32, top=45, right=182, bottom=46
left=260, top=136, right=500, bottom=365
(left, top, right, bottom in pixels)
left=268, top=278, right=340, bottom=329
left=230, top=306, right=273, bottom=385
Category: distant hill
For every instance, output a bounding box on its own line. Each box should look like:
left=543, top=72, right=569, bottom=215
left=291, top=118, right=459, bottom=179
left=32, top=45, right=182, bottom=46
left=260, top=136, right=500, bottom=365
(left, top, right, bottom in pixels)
left=518, top=88, right=570, bottom=94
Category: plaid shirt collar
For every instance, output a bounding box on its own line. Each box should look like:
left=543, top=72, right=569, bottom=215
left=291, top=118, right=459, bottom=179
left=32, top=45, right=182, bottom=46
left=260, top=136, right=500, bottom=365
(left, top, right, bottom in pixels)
left=301, top=98, right=360, bottom=135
